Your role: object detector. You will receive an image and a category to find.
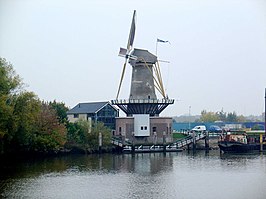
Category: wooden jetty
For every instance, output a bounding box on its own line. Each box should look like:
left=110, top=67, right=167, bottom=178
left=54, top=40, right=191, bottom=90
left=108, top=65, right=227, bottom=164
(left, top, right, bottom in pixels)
left=111, top=131, right=208, bottom=153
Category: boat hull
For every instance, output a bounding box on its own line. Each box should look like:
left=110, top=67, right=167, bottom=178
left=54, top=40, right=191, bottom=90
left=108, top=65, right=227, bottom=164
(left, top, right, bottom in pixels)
left=218, top=141, right=266, bottom=152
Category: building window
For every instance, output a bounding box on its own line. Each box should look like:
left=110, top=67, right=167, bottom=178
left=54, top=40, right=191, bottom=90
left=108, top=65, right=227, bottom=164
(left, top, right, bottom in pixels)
left=152, top=127, right=156, bottom=132
left=140, top=126, right=147, bottom=130
left=119, top=127, right=122, bottom=133
left=74, top=114, right=79, bottom=118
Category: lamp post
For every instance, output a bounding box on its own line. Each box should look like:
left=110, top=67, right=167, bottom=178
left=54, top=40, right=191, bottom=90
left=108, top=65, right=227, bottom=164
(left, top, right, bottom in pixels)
left=188, top=106, right=191, bottom=130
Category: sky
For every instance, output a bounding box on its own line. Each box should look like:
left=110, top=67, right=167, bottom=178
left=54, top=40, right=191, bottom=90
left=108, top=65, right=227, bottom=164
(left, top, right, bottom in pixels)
left=1, top=0, right=266, bottom=117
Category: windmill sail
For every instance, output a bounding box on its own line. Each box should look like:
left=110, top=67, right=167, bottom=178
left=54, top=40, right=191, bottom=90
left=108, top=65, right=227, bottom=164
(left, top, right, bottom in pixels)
left=127, top=10, right=136, bottom=51
left=116, top=10, right=137, bottom=99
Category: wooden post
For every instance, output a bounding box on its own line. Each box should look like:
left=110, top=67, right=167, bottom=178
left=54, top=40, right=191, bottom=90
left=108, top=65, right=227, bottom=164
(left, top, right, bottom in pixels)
left=163, top=131, right=166, bottom=153
left=153, top=131, right=157, bottom=145
left=264, top=88, right=266, bottom=137
left=98, top=132, right=102, bottom=153
left=192, top=131, right=196, bottom=151
left=260, top=133, right=263, bottom=152
left=122, top=132, right=125, bottom=146
left=131, top=132, right=135, bottom=154
left=205, top=131, right=209, bottom=150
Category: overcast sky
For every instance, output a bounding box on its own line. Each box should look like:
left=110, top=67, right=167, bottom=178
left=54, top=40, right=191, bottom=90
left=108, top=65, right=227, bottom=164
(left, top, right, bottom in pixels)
left=1, top=0, right=266, bottom=117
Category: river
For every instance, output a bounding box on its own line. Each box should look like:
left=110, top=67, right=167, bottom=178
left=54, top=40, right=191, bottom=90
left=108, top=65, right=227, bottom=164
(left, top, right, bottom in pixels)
left=0, top=151, right=266, bottom=199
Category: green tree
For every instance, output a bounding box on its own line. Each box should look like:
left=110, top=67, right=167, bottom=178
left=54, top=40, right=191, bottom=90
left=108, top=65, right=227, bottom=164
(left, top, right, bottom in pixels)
left=217, top=109, right=227, bottom=122
left=66, top=119, right=92, bottom=151
left=200, top=110, right=219, bottom=122
left=0, top=58, right=22, bottom=95
left=66, top=120, right=111, bottom=153
left=11, top=92, right=41, bottom=152
left=49, top=100, right=69, bottom=124
left=0, top=58, right=23, bottom=153
left=236, top=115, right=246, bottom=122
left=227, top=112, right=238, bottom=122
left=88, top=122, right=112, bottom=151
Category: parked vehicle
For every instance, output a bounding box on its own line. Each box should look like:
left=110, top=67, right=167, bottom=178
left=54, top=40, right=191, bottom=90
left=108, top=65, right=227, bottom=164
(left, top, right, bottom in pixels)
left=191, top=125, right=206, bottom=132
left=208, top=125, right=222, bottom=133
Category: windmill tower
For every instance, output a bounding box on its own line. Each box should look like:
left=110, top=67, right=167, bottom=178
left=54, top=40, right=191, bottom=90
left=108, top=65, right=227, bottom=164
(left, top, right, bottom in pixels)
left=112, top=10, right=174, bottom=142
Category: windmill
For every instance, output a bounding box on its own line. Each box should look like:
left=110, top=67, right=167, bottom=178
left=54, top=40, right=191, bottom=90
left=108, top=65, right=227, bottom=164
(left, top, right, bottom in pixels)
left=113, top=10, right=174, bottom=117
left=116, top=10, right=137, bottom=100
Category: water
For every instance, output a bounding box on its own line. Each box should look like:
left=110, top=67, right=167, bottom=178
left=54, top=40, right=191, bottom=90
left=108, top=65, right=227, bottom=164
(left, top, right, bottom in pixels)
left=1, top=151, right=266, bottom=199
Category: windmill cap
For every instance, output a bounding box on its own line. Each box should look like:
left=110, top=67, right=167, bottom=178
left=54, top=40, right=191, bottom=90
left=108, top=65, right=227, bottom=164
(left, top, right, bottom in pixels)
left=129, top=48, right=157, bottom=64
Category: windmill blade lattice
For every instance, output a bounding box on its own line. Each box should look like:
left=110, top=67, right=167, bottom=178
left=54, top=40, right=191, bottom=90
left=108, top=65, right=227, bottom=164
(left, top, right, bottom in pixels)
left=116, top=10, right=137, bottom=99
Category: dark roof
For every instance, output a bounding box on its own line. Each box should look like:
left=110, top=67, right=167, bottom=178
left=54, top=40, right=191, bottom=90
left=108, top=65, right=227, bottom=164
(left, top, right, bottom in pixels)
left=129, top=48, right=157, bottom=64
left=67, top=101, right=113, bottom=114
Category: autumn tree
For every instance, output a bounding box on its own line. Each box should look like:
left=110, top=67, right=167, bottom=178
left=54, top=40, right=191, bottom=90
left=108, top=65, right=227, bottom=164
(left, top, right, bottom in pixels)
left=199, top=109, right=248, bottom=123
left=199, top=110, right=219, bottom=122
left=0, top=58, right=67, bottom=154
left=32, top=102, right=67, bottom=152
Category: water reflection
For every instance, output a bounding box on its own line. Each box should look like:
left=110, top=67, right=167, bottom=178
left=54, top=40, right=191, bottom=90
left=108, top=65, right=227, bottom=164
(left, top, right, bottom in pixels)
left=1, top=151, right=266, bottom=199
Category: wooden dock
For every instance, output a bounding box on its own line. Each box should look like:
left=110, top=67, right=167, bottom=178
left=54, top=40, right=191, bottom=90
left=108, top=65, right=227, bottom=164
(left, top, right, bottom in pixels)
left=111, top=131, right=208, bottom=153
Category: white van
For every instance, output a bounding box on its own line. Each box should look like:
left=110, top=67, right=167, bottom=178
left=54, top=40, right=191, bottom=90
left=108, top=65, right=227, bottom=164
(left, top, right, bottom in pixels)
left=191, top=125, right=206, bottom=132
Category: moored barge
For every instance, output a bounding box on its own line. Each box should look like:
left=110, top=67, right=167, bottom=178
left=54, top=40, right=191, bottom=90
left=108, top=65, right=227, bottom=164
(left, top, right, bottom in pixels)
left=218, top=130, right=266, bottom=152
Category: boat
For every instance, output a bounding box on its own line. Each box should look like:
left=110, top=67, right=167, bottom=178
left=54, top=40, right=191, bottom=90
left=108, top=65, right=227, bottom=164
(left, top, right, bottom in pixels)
left=218, top=130, right=266, bottom=152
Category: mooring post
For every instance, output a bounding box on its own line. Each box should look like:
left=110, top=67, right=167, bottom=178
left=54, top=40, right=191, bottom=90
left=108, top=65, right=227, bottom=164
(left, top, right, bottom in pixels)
left=98, top=132, right=102, bottom=154
left=264, top=88, right=266, bottom=140
left=205, top=131, right=209, bottom=150
left=192, top=131, right=196, bottom=151
left=131, top=132, right=135, bottom=154
left=163, top=131, right=166, bottom=153
left=260, top=133, right=263, bottom=152
left=153, top=131, right=157, bottom=145
left=122, top=132, right=125, bottom=146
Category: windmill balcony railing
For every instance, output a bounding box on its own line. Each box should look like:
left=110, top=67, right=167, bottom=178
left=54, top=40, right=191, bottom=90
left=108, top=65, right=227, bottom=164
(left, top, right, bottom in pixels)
left=111, top=98, right=174, bottom=104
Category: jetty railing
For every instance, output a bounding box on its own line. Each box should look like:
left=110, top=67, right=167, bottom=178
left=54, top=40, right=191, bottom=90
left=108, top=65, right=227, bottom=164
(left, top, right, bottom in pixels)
left=111, top=131, right=207, bottom=152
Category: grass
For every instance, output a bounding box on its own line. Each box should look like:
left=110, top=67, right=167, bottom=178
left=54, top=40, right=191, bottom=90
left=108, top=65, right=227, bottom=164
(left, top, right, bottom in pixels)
left=173, top=133, right=187, bottom=140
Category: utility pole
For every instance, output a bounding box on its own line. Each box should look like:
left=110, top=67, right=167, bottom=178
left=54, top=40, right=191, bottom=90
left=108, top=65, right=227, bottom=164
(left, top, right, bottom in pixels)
left=189, top=106, right=191, bottom=130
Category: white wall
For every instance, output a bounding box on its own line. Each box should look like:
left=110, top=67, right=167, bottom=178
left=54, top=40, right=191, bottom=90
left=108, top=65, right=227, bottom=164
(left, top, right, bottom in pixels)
left=134, top=114, right=150, bottom=136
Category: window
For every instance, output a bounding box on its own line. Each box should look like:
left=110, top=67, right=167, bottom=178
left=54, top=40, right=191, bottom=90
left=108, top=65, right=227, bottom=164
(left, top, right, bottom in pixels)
left=74, top=114, right=79, bottom=118
left=152, top=127, right=157, bottom=132
left=140, top=126, right=147, bottom=130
